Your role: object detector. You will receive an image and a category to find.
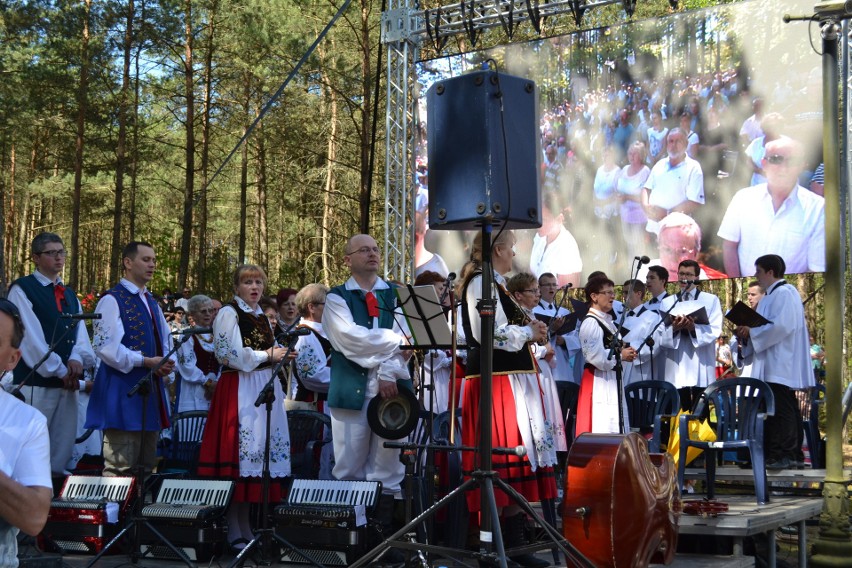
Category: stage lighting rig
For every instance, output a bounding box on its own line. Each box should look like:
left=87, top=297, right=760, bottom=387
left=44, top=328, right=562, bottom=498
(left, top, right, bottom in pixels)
left=814, top=0, right=852, bottom=18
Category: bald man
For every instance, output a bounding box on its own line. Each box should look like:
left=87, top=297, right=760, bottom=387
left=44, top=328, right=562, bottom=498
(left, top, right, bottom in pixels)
left=718, top=136, right=825, bottom=277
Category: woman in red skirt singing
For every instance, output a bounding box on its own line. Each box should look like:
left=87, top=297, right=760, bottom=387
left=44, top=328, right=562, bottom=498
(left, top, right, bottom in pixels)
left=197, top=265, right=292, bottom=551
left=576, top=276, right=637, bottom=434
left=459, top=230, right=555, bottom=568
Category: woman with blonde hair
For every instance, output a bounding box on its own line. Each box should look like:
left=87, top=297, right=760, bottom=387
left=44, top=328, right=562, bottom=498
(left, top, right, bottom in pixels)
left=459, top=230, right=554, bottom=568
left=197, top=265, right=292, bottom=551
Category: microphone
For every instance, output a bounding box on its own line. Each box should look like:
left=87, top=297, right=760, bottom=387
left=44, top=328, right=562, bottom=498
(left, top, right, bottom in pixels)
left=493, top=445, right=527, bottom=457
left=277, top=327, right=312, bottom=341
left=173, top=326, right=213, bottom=335
left=558, top=283, right=573, bottom=290
left=60, top=313, right=102, bottom=320
left=439, top=272, right=456, bottom=304
left=635, top=255, right=651, bottom=265
left=680, top=279, right=700, bottom=286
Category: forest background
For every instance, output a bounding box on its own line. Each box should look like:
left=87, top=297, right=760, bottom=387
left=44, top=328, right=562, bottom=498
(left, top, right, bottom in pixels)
left=0, top=0, right=845, bottom=366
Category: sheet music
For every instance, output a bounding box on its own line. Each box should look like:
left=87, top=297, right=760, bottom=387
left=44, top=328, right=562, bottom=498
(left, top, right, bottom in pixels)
left=396, top=285, right=452, bottom=347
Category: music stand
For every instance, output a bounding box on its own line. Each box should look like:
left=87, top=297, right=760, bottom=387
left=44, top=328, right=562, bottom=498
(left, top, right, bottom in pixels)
left=86, top=335, right=195, bottom=568
left=350, top=220, right=593, bottom=568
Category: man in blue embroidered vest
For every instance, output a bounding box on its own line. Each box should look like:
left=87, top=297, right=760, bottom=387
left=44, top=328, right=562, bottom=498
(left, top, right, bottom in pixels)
left=85, top=241, right=175, bottom=476
left=8, top=232, right=96, bottom=481
left=322, top=234, right=411, bottom=552
left=0, top=299, right=52, bottom=566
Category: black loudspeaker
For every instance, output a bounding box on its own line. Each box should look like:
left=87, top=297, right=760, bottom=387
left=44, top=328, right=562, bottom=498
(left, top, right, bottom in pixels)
left=427, top=70, right=542, bottom=230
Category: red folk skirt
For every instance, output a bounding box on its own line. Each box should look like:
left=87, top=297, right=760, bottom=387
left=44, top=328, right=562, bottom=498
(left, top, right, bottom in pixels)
left=461, top=372, right=556, bottom=512
left=196, top=370, right=285, bottom=503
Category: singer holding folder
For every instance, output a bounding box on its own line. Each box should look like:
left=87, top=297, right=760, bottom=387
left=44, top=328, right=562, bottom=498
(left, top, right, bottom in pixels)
left=658, top=259, right=723, bottom=411
left=197, top=264, right=291, bottom=549
left=8, top=232, right=96, bottom=479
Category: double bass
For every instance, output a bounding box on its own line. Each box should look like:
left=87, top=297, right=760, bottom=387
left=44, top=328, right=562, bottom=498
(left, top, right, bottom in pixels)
left=562, top=433, right=680, bottom=567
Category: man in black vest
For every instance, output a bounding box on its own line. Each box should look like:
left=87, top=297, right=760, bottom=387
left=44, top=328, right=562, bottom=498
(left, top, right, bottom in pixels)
left=8, top=232, right=95, bottom=481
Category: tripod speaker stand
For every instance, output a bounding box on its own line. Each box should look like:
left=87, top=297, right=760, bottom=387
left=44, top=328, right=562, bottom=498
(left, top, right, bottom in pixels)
left=350, top=220, right=593, bottom=568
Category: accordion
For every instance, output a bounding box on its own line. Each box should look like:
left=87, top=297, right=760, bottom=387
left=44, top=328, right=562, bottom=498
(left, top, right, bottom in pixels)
left=274, top=479, right=383, bottom=566
left=41, top=475, right=135, bottom=554
left=138, top=478, right=234, bottom=562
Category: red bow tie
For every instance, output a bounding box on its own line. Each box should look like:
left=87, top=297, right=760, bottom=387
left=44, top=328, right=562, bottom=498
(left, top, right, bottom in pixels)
left=53, top=283, right=66, bottom=312
left=365, top=291, right=379, bottom=318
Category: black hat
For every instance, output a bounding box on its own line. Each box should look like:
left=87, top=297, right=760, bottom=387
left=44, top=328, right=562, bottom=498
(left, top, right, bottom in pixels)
left=366, top=387, right=420, bottom=440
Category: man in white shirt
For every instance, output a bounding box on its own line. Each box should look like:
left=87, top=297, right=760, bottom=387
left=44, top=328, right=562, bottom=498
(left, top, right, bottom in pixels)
left=0, top=299, right=52, bottom=566
left=529, top=193, right=582, bottom=288
left=644, top=265, right=671, bottom=312
left=642, top=128, right=705, bottom=235
left=8, top=232, right=96, bottom=479
left=85, top=241, right=175, bottom=476
left=733, top=254, right=813, bottom=469
left=322, top=234, right=411, bottom=560
left=718, top=136, right=825, bottom=277
left=533, top=272, right=580, bottom=383
left=620, top=279, right=663, bottom=385
left=658, top=260, right=722, bottom=411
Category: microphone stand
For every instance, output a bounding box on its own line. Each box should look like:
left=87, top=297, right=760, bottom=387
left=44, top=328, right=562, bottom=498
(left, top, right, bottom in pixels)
left=11, top=315, right=84, bottom=401
left=230, top=342, right=323, bottom=568
left=609, top=261, right=643, bottom=434
left=636, top=291, right=685, bottom=383
left=88, top=334, right=193, bottom=568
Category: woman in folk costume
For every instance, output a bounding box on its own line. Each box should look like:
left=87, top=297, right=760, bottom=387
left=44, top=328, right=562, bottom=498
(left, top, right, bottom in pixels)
left=505, top=272, right=567, bottom=453
left=459, top=230, right=556, bottom=568
left=197, top=265, right=293, bottom=550
left=576, top=276, right=637, bottom=434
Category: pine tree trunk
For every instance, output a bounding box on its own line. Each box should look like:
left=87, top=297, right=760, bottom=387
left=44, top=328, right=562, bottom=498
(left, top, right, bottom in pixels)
left=178, top=0, right=195, bottom=289
left=71, top=0, right=92, bottom=290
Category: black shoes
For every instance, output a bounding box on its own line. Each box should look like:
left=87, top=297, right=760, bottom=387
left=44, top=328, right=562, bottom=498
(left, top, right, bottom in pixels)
left=766, top=457, right=792, bottom=470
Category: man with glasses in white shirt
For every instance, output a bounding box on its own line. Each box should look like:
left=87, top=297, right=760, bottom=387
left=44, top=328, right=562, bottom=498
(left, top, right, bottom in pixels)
left=8, top=232, right=96, bottom=482
left=658, top=260, right=722, bottom=411
left=718, top=136, right=825, bottom=277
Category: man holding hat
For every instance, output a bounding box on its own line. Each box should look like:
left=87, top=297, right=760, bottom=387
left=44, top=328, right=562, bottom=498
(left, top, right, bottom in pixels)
left=322, top=234, right=412, bottom=560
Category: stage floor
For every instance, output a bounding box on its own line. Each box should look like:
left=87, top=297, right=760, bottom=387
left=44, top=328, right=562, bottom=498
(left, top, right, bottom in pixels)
left=30, top=494, right=823, bottom=568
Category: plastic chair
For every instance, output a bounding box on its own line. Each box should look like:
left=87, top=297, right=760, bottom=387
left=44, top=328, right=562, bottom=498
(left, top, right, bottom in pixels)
left=624, top=380, right=680, bottom=452
left=286, top=409, right=331, bottom=479
left=676, top=377, right=775, bottom=505
left=159, top=410, right=208, bottom=475
left=797, top=384, right=825, bottom=468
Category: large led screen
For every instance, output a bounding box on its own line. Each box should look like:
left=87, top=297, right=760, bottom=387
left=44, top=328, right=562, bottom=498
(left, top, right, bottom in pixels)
left=413, top=0, right=824, bottom=285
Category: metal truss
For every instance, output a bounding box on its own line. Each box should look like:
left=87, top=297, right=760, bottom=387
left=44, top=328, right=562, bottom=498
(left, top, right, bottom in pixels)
left=380, top=0, right=624, bottom=281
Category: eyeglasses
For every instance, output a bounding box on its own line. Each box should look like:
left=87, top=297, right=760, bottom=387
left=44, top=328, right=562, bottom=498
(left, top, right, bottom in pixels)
left=677, top=271, right=697, bottom=278
left=765, top=154, right=796, bottom=167
left=662, top=246, right=697, bottom=257
left=311, top=301, right=326, bottom=306
left=593, top=290, right=616, bottom=296
left=523, top=288, right=540, bottom=295
left=36, top=249, right=67, bottom=258
left=346, top=246, right=380, bottom=256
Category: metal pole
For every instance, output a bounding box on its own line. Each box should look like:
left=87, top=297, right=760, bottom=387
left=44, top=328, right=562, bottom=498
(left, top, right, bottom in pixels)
left=810, top=17, right=852, bottom=567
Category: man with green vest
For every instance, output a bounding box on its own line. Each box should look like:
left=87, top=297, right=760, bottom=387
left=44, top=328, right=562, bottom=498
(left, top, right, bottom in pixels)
left=322, top=234, right=411, bottom=561
left=8, top=232, right=95, bottom=481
